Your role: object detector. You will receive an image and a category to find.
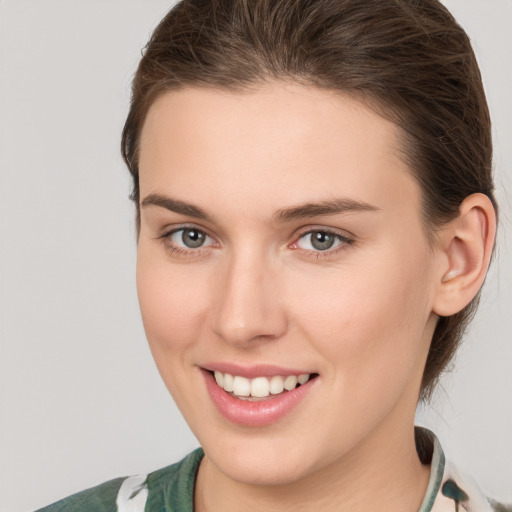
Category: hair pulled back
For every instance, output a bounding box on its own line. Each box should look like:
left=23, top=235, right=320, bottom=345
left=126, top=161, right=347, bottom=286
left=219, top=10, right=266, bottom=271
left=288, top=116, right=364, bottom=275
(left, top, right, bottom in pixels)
left=122, top=0, right=497, bottom=400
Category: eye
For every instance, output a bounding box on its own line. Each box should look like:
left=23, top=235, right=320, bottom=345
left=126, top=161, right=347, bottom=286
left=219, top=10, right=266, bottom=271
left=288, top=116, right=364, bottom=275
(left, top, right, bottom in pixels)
left=165, top=227, right=215, bottom=250
left=294, top=230, right=349, bottom=252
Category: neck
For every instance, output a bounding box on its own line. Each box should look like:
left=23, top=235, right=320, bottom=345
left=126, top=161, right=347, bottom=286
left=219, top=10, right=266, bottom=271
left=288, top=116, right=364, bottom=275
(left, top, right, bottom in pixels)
left=195, top=418, right=431, bottom=512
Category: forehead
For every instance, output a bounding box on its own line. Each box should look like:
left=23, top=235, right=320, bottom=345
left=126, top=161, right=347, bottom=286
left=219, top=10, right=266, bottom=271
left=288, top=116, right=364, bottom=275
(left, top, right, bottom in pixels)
left=138, top=83, right=419, bottom=219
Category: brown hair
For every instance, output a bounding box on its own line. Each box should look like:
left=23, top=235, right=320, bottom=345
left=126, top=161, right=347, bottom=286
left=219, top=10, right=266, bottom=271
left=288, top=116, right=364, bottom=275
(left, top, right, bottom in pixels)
left=121, top=0, right=497, bottom=400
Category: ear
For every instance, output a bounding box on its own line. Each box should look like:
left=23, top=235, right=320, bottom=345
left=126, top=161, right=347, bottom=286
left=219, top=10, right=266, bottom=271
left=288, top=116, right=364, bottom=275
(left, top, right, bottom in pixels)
left=432, top=193, right=497, bottom=317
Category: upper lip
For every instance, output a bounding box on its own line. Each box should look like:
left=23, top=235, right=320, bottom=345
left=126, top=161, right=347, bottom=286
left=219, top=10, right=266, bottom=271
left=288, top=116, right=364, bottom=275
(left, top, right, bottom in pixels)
left=201, top=362, right=315, bottom=379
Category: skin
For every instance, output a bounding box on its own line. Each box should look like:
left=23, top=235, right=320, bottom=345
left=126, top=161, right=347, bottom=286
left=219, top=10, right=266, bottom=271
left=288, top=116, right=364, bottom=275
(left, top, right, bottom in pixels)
left=136, top=83, right=495, bottom=512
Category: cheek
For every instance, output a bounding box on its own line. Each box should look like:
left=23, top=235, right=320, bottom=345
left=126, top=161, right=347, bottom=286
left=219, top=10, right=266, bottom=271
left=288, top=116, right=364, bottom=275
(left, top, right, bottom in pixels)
left=289, top=245, right=434, bottom=389
left=136, top=245, right=210, bottom=359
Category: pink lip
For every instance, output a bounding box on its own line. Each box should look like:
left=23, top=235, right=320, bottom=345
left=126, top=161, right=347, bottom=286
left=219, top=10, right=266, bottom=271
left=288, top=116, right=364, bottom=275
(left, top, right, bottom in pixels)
left=202, top=362, right=312, bottom=379
left=201, top=368, right=318, bottom=427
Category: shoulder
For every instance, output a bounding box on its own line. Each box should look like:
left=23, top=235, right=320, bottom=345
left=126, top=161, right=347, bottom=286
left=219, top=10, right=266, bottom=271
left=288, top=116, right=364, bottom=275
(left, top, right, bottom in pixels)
left=34, top=448, right=204, bottom=512
left=34, top=476, right=126, bottom=512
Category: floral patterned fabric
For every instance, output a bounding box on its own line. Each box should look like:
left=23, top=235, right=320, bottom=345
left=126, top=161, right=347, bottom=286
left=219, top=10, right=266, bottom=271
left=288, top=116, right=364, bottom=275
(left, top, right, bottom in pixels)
left=35, top=428, right=510, bottom=512
left=417, top=430, right=510, bottom=512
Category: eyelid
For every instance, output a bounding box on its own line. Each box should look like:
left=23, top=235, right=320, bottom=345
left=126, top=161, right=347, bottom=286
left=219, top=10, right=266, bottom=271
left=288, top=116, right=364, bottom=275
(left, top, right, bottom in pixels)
left=158, top=223, right=216, bottom=241
left=291, top=225, right=354, bottom=243
left=289, top=226, right=355, bottom=255
left=157, top=224, right=220, bottom=255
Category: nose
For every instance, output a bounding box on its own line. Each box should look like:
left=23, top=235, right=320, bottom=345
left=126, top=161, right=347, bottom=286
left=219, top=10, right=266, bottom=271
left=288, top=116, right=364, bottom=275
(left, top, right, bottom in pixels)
left=211, top=248, right=288, bottom=347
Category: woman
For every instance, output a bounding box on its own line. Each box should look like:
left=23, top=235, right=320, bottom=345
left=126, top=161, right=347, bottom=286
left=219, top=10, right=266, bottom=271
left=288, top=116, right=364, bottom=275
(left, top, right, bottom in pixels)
left=35, top=0, right=508, bottom=511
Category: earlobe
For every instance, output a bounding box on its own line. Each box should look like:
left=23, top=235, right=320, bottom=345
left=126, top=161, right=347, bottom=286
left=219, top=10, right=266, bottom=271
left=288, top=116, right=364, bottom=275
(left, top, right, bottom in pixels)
left=433, top=193, right=496, bottom=317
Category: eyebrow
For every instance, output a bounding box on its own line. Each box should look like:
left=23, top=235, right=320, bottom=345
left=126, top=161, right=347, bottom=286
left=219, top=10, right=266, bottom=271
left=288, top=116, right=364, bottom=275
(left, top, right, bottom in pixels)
left=272, top=198, right=380, bottom=223
left=141, top=193, right=379, bottom=223
left=141, top=193, right=214, bottom=221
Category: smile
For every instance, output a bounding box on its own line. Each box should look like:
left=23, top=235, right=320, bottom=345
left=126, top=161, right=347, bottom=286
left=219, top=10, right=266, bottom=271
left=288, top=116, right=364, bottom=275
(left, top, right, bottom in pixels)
left=201, top=367, right=319, bottom=426
left=213, top=371, right=312, bottom=400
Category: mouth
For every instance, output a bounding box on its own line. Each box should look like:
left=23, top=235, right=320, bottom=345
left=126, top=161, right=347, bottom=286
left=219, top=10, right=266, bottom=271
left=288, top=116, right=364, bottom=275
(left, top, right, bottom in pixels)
left=201, top=366, right=319, bottom=426
left=210, top=370, right=319, bottom=401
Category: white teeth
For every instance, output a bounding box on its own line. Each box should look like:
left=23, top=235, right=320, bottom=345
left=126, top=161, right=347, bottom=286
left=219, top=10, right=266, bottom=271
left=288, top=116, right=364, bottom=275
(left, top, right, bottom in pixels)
left=251, top=377, right=270, bottom=398
left=214, top=371, right=224, bottom=387
left=223, top=373, right=234, bottom=392
left=298, top=374, right=309, bottom=385
left=233, top=376, right=251, bottom=396
left=283, top=375, right=298, bottom=391
left=213, top=371, right=312, bottom=398
left=269, top=375, right=284, bottom=395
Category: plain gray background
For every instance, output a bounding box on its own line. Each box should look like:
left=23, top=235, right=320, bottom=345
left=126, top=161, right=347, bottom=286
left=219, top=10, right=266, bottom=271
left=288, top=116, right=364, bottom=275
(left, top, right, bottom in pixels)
left=0, top=1, right=511, bottom=511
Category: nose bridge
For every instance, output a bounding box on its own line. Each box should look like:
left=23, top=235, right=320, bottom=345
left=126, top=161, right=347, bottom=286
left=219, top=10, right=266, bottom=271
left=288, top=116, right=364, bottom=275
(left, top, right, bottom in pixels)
left=212, top=244, right=286, bottom=345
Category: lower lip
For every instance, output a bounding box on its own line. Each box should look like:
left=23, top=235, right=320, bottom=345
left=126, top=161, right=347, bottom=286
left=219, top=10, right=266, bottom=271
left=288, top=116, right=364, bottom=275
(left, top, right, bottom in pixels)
left=201, top=369, right=317, bottom=427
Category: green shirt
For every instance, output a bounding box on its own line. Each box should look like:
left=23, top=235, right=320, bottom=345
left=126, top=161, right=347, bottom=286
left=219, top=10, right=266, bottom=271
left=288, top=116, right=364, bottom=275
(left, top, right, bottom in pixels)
left=35, top=429, right=509, bottom=512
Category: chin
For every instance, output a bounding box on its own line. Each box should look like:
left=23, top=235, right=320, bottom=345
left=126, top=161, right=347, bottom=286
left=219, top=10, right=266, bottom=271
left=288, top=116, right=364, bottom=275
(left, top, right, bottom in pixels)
left=211, top=452, right=311, bottom=487
left=200, top=430, right=329, bottom=487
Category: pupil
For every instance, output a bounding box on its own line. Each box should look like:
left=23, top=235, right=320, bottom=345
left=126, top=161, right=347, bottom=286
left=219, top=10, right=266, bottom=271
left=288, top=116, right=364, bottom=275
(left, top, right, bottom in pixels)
left=182, top=229, right=205, bottom=248
left=311, top=231, right=335, bottom=251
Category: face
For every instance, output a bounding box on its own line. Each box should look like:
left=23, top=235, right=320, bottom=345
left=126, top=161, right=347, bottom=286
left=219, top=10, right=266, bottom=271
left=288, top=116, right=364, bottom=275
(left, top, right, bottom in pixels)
left=136, top=83, right=440, bottom=486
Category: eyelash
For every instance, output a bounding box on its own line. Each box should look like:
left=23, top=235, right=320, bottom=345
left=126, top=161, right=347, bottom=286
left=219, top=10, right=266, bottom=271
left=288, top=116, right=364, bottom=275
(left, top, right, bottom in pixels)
left=157, top=226, right=354, bottom=259
left=290, top=228, right=354, bottom=259
left=158, top=226, right=217, bottom=258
